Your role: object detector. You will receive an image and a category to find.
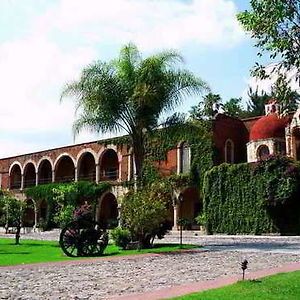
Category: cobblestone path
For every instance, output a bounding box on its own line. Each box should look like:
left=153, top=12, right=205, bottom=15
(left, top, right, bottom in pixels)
left=2, top=232, right=300, bottom=299
left=1, top=249, right=300, bottom=299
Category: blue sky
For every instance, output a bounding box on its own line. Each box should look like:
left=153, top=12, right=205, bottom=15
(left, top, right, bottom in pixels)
left=0, top=0, right=285, bottom=158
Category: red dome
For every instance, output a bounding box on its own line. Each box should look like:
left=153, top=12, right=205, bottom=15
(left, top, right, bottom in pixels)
left=250, top=113, right=290, bottom=141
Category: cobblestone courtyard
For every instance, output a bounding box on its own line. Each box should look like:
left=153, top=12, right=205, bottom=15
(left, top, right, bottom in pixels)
left=1, top=232, right=300, bottom=299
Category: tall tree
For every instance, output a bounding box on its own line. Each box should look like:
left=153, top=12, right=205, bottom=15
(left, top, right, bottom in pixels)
left=246, top=87, right=270, bottom=117
left=189, top=93, right=221, bottom=120
left=223, top=97, right=245, bottom=118
left=61, top=44, right=208, bottom=181
left=271, top=74, right=300, bottom=114
left=237, top=0, right=300, bottom=82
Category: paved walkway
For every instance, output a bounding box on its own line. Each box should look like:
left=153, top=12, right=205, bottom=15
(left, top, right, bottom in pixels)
left=1, top=231, right=300, bottom=299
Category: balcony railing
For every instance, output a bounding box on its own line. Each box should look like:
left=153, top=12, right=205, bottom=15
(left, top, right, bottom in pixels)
left=24, top=178, right=36, bottom=188
left=9, top=168, right=121, bottom=190
left=38, top=177, right=52, bottom=184
left=55, top=175, right=75, bottom=183
left=10, top=180, right=22, bottom=190
left=100, top=169, right=118, bottom=181
left=78, top=172, right=96, bottom=182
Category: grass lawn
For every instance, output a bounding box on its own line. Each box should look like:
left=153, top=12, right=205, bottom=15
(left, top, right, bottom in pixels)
left=172, top=271, right=300, bottom=300
left=0, top=238, right=197, bottom=266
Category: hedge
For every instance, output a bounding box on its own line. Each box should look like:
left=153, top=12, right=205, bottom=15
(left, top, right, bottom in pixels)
left=203, top=156, right=300, bottom=234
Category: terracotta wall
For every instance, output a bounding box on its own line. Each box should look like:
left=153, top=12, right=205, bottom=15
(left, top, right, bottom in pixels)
left=213, top=114, right=248, bottom=164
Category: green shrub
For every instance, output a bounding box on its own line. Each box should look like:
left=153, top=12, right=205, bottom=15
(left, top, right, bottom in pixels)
left=53, top=205, right=74, bottom=228
left=195, top=213, right=206, bottom=226
left=177, top=218, right=192, bottom=230
left=121, top=181, right=171, bottom=248
left=110, top=227, right=131, bottom=249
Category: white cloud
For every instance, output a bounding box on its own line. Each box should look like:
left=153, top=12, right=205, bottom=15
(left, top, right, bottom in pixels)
left=34, top=0, right=244, bottom=50
left=0, top=0, right=244, bottom=158
left=243, top=65, right=300, bottom=101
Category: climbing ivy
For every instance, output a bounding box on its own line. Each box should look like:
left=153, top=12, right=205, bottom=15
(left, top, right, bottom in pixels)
left=25, top=181, right=110, bottom=228
left=142, top=120, right=214, bottom=191
left=203, top=156, right=300, bottom=234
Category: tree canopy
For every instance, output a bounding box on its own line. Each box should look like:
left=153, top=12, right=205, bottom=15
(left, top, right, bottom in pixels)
left=61, top=43, right=208, bottom=180
left=237, top=0, right=300, bottom=82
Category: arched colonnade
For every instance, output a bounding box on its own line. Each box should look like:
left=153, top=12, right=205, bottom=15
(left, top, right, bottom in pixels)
left=9, top=148, right=121, bottom=190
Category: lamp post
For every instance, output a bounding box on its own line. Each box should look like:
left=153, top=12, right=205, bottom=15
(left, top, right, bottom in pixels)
left=178, top=193, right=184, bottom=249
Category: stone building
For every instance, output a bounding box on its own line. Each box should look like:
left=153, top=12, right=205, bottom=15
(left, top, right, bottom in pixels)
left=1, top=100, right=300, bottom=230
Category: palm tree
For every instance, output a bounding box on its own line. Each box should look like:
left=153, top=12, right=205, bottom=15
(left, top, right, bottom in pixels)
left=189, top=93, right=221, bottom=120
left=61, top=43, right=208, bottom=181
left=246, top=87, right=270, bottom=117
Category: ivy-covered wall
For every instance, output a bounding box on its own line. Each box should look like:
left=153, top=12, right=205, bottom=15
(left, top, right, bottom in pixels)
left=144, top=120, right=215, bottom=191
left=203, top=156, right=300, bottom=234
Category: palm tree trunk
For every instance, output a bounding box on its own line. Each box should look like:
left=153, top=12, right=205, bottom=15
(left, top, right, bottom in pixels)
left=132, top=132, right=145, bottom=184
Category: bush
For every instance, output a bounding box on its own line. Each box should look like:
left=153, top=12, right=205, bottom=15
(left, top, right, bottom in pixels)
left=121, top=183, right=171, bottom=248
left=177, top=218, right=192, bottom=230
left=110, top=227, right=131, bottom=249
left=53, top=205, right=74, bottom=228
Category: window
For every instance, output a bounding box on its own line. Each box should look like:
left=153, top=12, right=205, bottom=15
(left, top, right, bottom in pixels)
left=180, top=142, right=190, bottom=173
left=257, top=145, right=270, bottom=161
left=224, top=139, right=234, bottom=163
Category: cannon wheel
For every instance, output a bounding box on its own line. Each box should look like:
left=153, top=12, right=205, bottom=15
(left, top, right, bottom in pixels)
left=80, top=230, right=108, bottom=257
left=59, top=221, right=81, bottom=257
left=59, top=221, right=108, bottom=257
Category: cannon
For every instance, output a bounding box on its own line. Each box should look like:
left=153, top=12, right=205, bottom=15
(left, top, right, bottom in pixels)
left=59, top=218, right=108, bottom=257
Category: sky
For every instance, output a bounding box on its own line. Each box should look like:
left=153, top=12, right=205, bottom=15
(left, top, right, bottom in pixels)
left=0, top=0, right=297, bottom=158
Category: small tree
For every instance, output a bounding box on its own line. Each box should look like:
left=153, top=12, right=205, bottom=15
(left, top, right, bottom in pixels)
left=0, top=193, right=24, bottom=245
left=121, top=181, right=172, bottom=248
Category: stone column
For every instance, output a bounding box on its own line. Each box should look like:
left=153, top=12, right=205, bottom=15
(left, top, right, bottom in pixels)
left=118, top=155, right=122, bottom=182
left=35, top=172, right=38, bottom=186
left=33, top=202, right=39, bottom=232
left=52, top=170, right=55, bottom=183
left=20, top=174, right=24, bottom=191
left=74, top=167, right=78, bottom=182
left=117, top=203, right=122, bottom=227
left=291, top=135, right=297, bottom=159
left=95, top=201, right=100, bottom=223
left=96, top=164, right=100, bottom=183
left=172, top=204, right=179, bottom=231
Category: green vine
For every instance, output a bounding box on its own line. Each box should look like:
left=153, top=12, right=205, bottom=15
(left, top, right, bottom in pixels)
left=203, top=156, right=300, bottom=235
left=25, top=181, right=110, bottom=228
left=142, top=120, right=214, bottom=192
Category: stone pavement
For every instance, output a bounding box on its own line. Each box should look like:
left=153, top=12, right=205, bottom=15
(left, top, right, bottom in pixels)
left=1, top=231, right=300, bottom=299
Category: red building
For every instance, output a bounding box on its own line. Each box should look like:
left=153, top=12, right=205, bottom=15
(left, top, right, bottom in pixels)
left=1, top=101, right=299, bottom=230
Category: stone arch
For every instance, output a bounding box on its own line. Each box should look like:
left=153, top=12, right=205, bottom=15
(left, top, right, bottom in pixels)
left=257, top=144, right=270, bottom=161
left=23, top=161, right=37, bottom=188
left=97, top=192, right=118, bottom=229
left=99, top=148, right=119, bottom=181
left=9, top=162, right=22, bottom=189
left=54, top=153, right=75, bottom=183
left=77, top=149, right=97, bottom=181
left=37, top=156, right=54, bottom=171
left=9, top=161, right=23, bottom=176
left=23, top=198, right=36, bottom=227
left=224, top=139, right=234, bottom=163
left=177, top=187, right=201, bottom=230
left=37, top=158, right=53, bottom=184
